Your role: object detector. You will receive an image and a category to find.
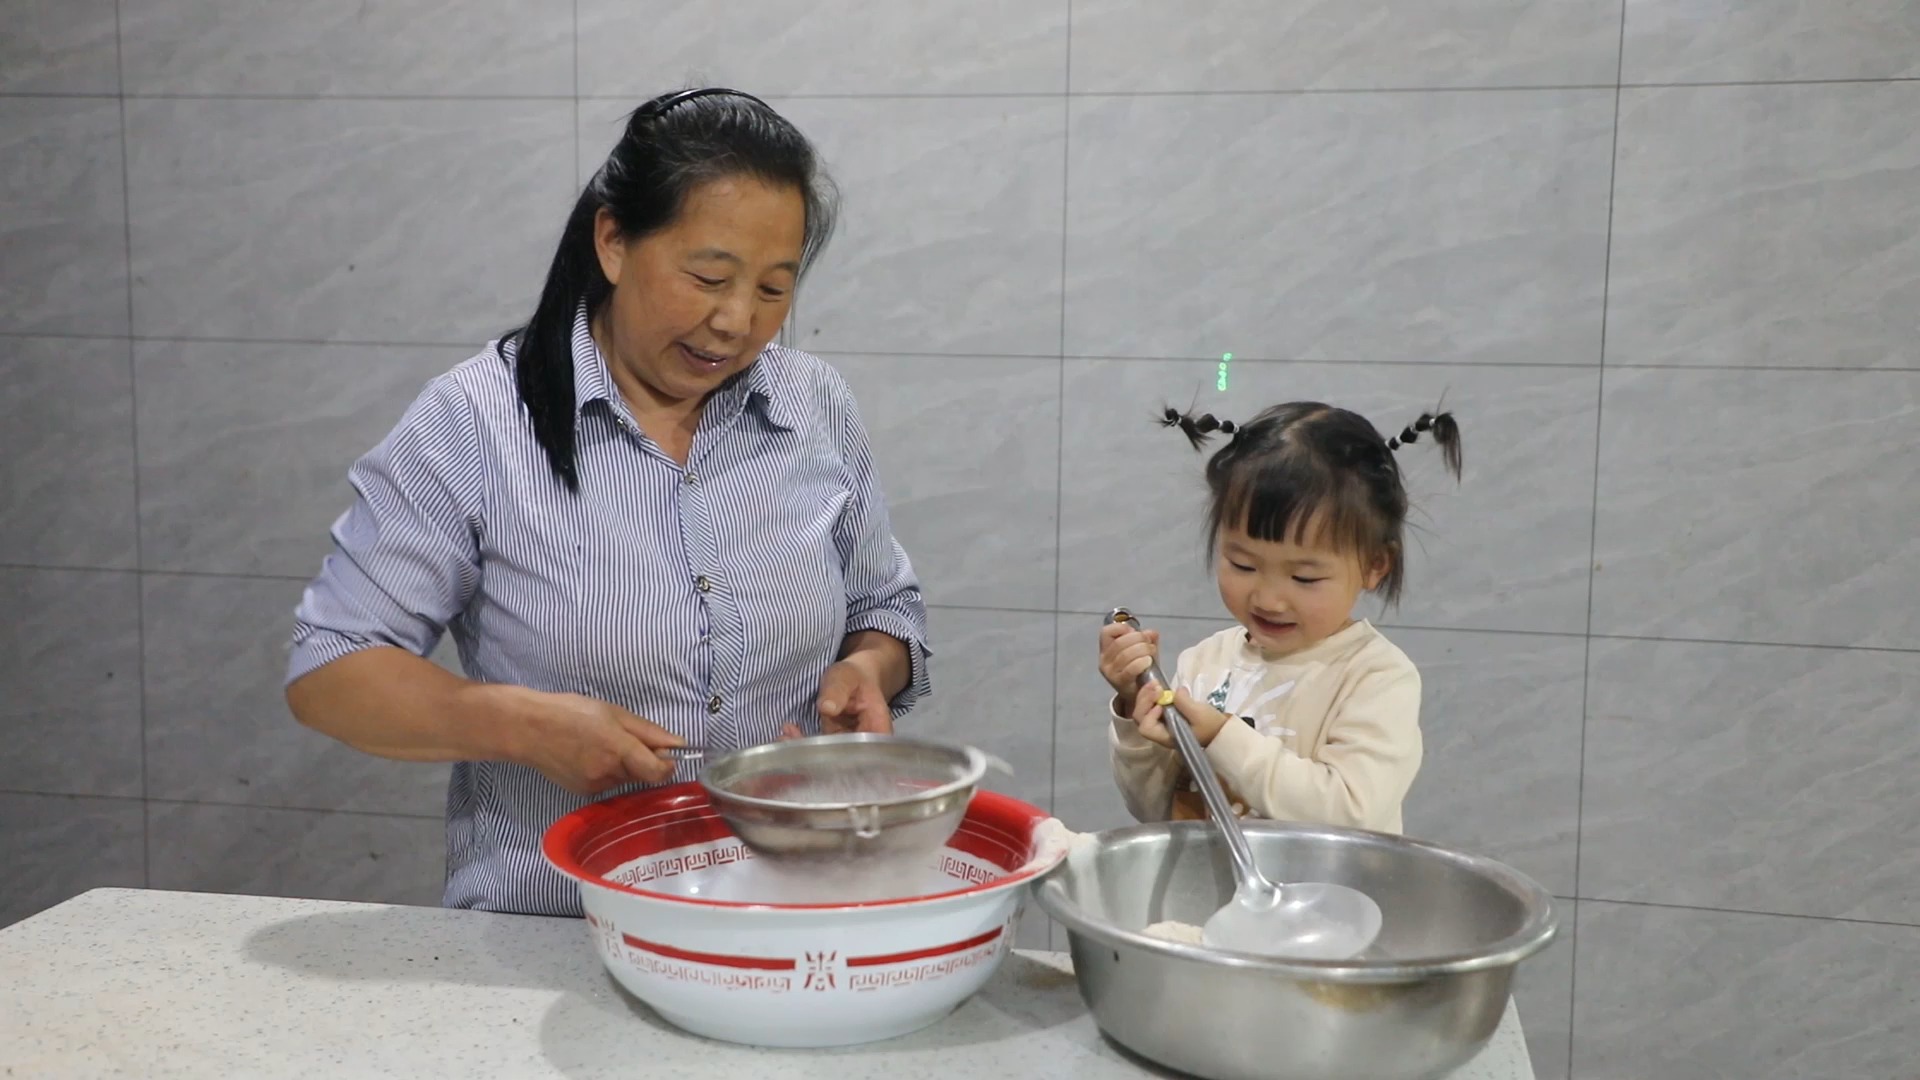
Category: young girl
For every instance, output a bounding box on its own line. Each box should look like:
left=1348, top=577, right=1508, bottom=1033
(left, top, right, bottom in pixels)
left=1098, top=402, right=1463, bottom=835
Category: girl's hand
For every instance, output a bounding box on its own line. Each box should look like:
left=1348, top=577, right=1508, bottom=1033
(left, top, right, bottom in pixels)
left=1099, top=622, right=1161, bottom=704
left=1131, top=684, right=1231, bottom=748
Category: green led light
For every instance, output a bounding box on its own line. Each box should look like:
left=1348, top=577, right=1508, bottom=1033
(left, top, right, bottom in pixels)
left=1217, top=352, right=1233, bottom=391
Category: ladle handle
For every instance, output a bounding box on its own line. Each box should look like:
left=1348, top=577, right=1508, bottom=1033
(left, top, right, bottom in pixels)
left=1105, top=609, right=1275, bottom=904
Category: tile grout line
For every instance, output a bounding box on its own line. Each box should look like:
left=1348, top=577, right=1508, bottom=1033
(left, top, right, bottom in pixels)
left=109, top=0, right=151, bottom=894
left=1575, top=894, right=1920, bottom=931
left=5, top=333, right=1920, bottom=375
left=2, top=570, right=1913, bottom=654
left=1578, top=0, right=1630, bottom=913
left=1571, top=6, right=1630, bottom=1072
left=582, top=74, right=1920, bottom=96
left=0, top=331, right=487, bottom=350
left=3, top=92, right=588, bottom=102
left=1047, top=0, right=1074, bottom=954
left=1583, top=630, right=1920, bottom=655
left=571, top=0, right=580, bottom=192
left=823, top=354, right=1920, bottom=375
left=0, top=563, right=315, bottom=585
left=8, top=74, right=1915, bottom=105
left=1622, top=74, right=1920, bottom=91
left=0, top=790, right=446, bottom=823
left=976, top=604, right=1920, bottom=656
left=1, top=570, right=1911, bottom=655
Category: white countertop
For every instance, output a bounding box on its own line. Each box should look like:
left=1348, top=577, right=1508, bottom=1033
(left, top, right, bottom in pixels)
left=0, top=889, right=1535, bottom=1079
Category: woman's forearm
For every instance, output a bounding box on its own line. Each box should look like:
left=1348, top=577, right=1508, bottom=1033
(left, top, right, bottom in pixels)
left=285, top=646, right=534, bottom=764
left=839, top=629, right=911, bottom=701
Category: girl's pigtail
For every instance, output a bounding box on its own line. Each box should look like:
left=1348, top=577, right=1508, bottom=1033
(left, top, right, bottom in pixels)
left=1159, top=405, right=1238, bottom=452
left=1386, top=410, right=1464, bottom=479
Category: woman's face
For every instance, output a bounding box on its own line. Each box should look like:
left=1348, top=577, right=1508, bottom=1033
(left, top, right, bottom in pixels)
left=592, top=175, right=806, bottom=412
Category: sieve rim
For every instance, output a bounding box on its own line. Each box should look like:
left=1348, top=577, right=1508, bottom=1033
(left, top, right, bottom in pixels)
left=698, top=732, right=990, bottom=812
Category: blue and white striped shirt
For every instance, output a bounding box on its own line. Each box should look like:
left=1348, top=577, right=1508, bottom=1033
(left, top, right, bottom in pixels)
left=287, top=311, right=931, bottom=917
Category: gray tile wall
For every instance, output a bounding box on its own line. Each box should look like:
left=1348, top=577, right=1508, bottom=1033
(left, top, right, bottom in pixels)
left=2, top=3, right=1915, bottom=1077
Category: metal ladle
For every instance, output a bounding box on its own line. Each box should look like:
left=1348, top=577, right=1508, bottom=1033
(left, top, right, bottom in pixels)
left=1105, top=608, right=1384, bottom=960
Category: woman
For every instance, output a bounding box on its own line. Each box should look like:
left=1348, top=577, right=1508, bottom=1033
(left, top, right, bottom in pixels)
left=285, top=88, right=930, bottom=917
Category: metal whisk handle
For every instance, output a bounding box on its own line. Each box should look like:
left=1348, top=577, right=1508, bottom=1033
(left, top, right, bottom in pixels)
left=1104, top=607, right=1273, bottom=903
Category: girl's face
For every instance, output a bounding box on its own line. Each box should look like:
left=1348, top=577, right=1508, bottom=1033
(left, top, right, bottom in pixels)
left=1215, top=521, right=1387, bottom=658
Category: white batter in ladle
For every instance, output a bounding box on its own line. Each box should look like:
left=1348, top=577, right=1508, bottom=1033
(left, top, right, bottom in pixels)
left=1105, top=608, right=1384, bottom=960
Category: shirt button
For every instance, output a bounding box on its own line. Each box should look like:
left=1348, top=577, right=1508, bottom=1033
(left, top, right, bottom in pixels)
left=683, top=472, right=698, bottom=485
left=695, top=575, right=712, bottom=593
left=707, top=696, right=723, bottom=715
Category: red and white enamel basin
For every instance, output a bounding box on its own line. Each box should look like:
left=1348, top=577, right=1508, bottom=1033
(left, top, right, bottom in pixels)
left=542, top=782, right=1061, bottom=1048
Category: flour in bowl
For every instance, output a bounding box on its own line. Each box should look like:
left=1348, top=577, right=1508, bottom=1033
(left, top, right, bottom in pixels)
left=1143, top=920, right=1206, bottom=945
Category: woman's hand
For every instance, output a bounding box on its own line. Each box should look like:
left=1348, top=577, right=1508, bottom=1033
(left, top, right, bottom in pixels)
left=513, top=690, right=686, bottom=796
left=1130, top=684, right=1230, bottom=748
left=814, top=657, right=895, bottom=734
left=289, top=649, right=690, bottom=794
left=1099, top=621, right=1161, bottom=705
left=779, top=658, right=896, bottom=740
left=781, top=631, right=905, bottom=739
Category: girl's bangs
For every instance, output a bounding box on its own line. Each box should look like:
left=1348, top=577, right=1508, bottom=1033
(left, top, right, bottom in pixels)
left=1218, top=461, right=1379, bottom=559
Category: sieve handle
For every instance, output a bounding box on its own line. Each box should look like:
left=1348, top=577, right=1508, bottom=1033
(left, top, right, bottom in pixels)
left=974, top=748, right=1014, bottom=779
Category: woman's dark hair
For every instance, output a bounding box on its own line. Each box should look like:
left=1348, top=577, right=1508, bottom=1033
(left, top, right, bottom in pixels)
left=505, top=87, right=839, bottom=491
left=1160, top=402, right=1464, bottom=606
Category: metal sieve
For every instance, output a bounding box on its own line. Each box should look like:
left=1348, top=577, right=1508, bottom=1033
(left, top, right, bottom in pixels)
left=694, top=733, right=1006, bottom=865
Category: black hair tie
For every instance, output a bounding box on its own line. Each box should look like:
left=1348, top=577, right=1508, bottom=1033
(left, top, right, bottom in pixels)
left=1158, top=406, right=1238, bottom=450
left=637, top=87, right=771, bottom=120
left=1387, top=412, right=1436, bottom=452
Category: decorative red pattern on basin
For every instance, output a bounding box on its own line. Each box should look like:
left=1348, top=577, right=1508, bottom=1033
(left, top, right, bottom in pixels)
left=621, top=934, right=798, bottom=971
left=612, top=925, right=1004, bottom=972
left=846, top=927, right=1003, bottom=968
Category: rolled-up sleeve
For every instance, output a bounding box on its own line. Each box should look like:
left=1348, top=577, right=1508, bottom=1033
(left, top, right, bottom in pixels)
left=287, top=377, right=486, bottom=686
left=827, top=376, right=932, bottom=716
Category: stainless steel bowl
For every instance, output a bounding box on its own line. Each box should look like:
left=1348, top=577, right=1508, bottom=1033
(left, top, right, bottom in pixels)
left=699, top=733, right=993, bottom=865
left=1035, top=821, right=1556, bottom=1080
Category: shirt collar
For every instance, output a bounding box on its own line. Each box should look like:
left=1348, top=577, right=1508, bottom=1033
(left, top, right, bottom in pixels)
left=569, top=303, right=618, bottom=416
left=568, top=302, right=796, bottom=432
left=737, top=346, right=801, bottom=432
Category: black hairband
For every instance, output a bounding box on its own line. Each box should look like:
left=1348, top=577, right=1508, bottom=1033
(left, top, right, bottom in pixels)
left=1387, top=412, right=1437, bottom=451
left=636, top=87, right=770, bottom=120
